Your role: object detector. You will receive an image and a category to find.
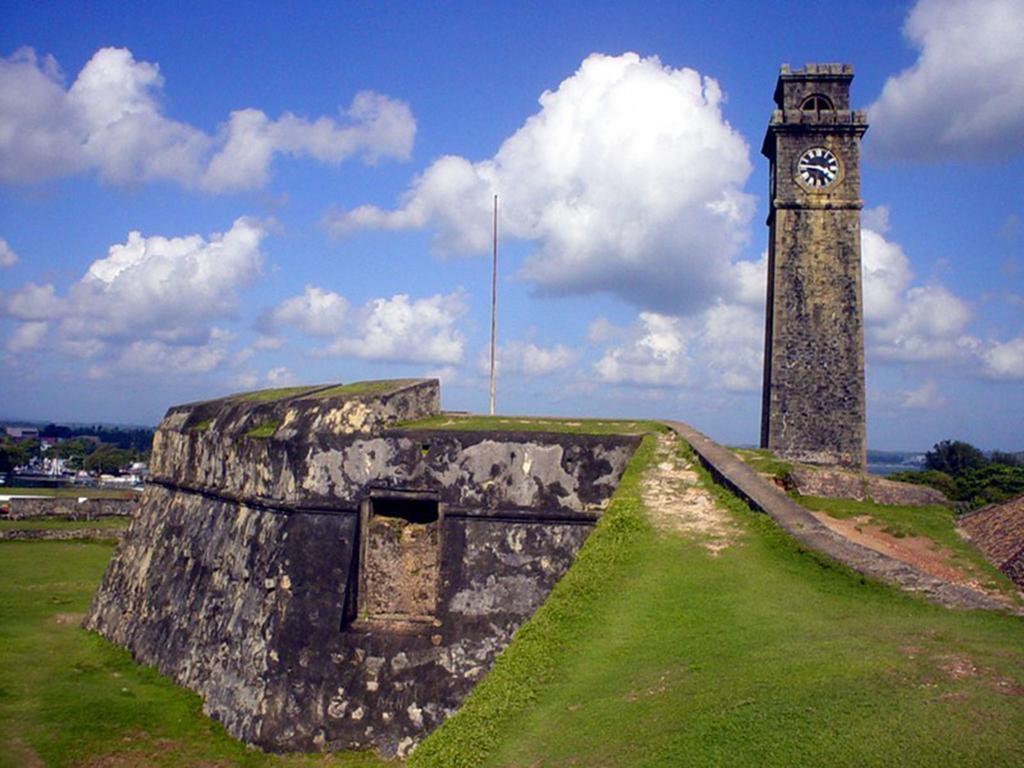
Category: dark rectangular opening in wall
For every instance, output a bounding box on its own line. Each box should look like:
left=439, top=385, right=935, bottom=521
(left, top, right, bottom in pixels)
left=357, top=490, right=442, bottom=629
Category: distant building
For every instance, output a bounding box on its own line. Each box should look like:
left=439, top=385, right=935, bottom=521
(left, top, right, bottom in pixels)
left=5, top=426, right=39, bottom=441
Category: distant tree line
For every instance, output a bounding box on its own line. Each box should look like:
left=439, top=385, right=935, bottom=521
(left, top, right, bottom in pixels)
left=1, top=423, right=154, bottom=476
left=891, top=440, right=1024, bottom=511
left=40, top=423, right=154, bottom=453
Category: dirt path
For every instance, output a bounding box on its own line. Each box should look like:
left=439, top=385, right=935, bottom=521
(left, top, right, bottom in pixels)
left=808, top=511, right=1016, bottom=605
left=641, top=433, right=741, bottom=554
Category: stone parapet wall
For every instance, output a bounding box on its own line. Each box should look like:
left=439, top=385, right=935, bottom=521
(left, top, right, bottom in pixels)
left=786, top=466, right=948, bottom=506
left=0, top=496, right=138, bottom=519
left=85, top=380, right=640, bottom=756
left=151, top=379, right=439, bottom=477
left=150, top=429, right=634, bottom=516
left=0, top=527, right=124, bottom=541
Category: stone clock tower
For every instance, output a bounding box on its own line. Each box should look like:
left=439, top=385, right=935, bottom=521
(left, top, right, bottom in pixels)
left=760, top=63, right=868, bottom=469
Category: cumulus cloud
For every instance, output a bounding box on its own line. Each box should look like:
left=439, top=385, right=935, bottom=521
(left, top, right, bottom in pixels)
left=266, top=285, right=468, bottom=365
left=698, top=302, right=763, bottom=391
left=271, top=285, right=349, bottom=337
left=900, top=379, right=947, bottom=409
left=2, top=217, right=266, bottom=373
left=92, top=334, right=233, bottom=378
left=860, top=222, right=979, bottom=362
left=868, top=0, right=1024, bottom=161
left=859, top=221, right=1023, bottom=379
left=480, top=341, right=576, bottom=378
left=265, top=366, right=297, bottom=386
left=595, top=312, right=691, bottom=386
left=0, top=47, right=415, bottom=189
left=861, top=226, right=913, bottom=323
left=982, top=336, right=1024, bottom=379
left=6, top=320, right=48, bottom=352
left=328, top=52, right=754, bottom=312
left=322, top=292, right=467, bottom=364
left=591, top=300, right=764, bottom=392
left=0, top=238, right=18, bottom=267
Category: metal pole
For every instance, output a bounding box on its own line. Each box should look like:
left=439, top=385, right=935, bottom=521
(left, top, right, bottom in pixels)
left=488, top=194, right=498, bottom=416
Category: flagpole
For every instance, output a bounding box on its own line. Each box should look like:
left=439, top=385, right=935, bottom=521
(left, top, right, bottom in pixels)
left=488, top=194, right=498, bottom=416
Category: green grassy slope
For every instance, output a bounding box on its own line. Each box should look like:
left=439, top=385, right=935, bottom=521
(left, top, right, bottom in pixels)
left=397, top=414, right=663, bottom=435
left=0, top=541, right=390, bottom=768
left=411, top=437, right=1024, bottom=768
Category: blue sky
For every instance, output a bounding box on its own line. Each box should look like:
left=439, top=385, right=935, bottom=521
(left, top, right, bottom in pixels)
left=1, top=0, right=1022, bottom=450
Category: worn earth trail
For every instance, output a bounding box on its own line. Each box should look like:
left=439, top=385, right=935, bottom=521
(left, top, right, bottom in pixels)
left=640, top=433, right=741, bottom=554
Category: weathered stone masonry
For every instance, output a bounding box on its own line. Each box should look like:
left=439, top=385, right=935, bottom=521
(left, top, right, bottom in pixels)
left=85, top=380, right=638, bottom=756
left=761, top=63, right=868, bottom=469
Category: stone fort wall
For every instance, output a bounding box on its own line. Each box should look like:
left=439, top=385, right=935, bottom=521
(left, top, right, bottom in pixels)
left=85, top=380, right=639, bottom=756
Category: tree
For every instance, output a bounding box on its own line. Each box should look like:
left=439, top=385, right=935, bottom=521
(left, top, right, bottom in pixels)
left=924, top=440, right=987, bottom=476
left=0, top=439, right=30, bottom=472
left=990, top=451, right=1024, bottom=468
left=83, top=446, right=136, bottom=474
left=44, top=438, right=90, bottom=470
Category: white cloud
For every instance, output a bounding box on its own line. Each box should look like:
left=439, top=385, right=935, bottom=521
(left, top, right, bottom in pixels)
left=323, top=292, right=467, bottom=364
left=253, top=334, right=284, bottom=350
left=0, top=238, right=18, bottom=267
left=88, top=331, right=234, bottom=378
left=900, top=379, right=947, bottom=409
left=595, top=312, right=691, bottom=386
left=872, top=286, right=977, bottom=363
left=265, top=366, right=297, bottom=386
left=586, top=317, right=621, bottom=344
left=0, top=47, right=415, bottom=189
left=982, top=336, right=1024, bottom=379
left=266, top=285, right=470, bottom=366
left=861, top=227, right=913, bottom=323
left=6, top=321, right=48, bottom=352
left=202, top=91, right=415, bottom=192
left=2, top=217, right=265, bottom=373
left=861, top=205, right=891, bottom=235
left=868, top=0, right=1024, bottom=161
left=729, top=253, right=767, bottom=309
left=422, top=365, right=466, bottom=387
left=698, top=302, right=763, bottom=391
left=3, top=282, right=60, bottom=320
left=861, top=224, right=978, bottom=363
left=480, top=341, right=576, bottom=378
left=328, top=52, right=754, bottom=312
left=271, top=285, right=348, bottom=337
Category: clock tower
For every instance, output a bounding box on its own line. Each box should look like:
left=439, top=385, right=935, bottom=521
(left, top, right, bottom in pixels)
left=760, top=64, right=869, bottom=469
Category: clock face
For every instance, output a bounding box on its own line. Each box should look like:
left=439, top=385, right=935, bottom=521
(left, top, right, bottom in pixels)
left=797, top=147, right=839, bottom=189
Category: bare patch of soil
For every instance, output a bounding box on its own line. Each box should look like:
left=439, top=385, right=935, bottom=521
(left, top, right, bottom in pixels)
left=53, top=611, right=86, bottom=626
left=642, top=433, right=741, bottom=554
left=809, top=512, right=1011, bottom=605
left=898, top=647, right=1024, bottom=698
left=7, top=738, right=44, bottom=768
left=936, top=653, right=980, bottom=680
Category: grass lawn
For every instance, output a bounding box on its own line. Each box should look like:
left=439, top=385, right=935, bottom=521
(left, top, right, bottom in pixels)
left=410, top=436, right=1024, bottom=768
left=313, top=380, right=419, bottom=399
left=0, top=517, right=129, bottom=532
left=233, top=385, right=321, bottom=403
left=0, top=540, right=392, bottom=768
left=398, top=414, right=665, bottom=435
left=4, top=436, right=1022, bottom=767
left=731, top=447, right=793, bottom=480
